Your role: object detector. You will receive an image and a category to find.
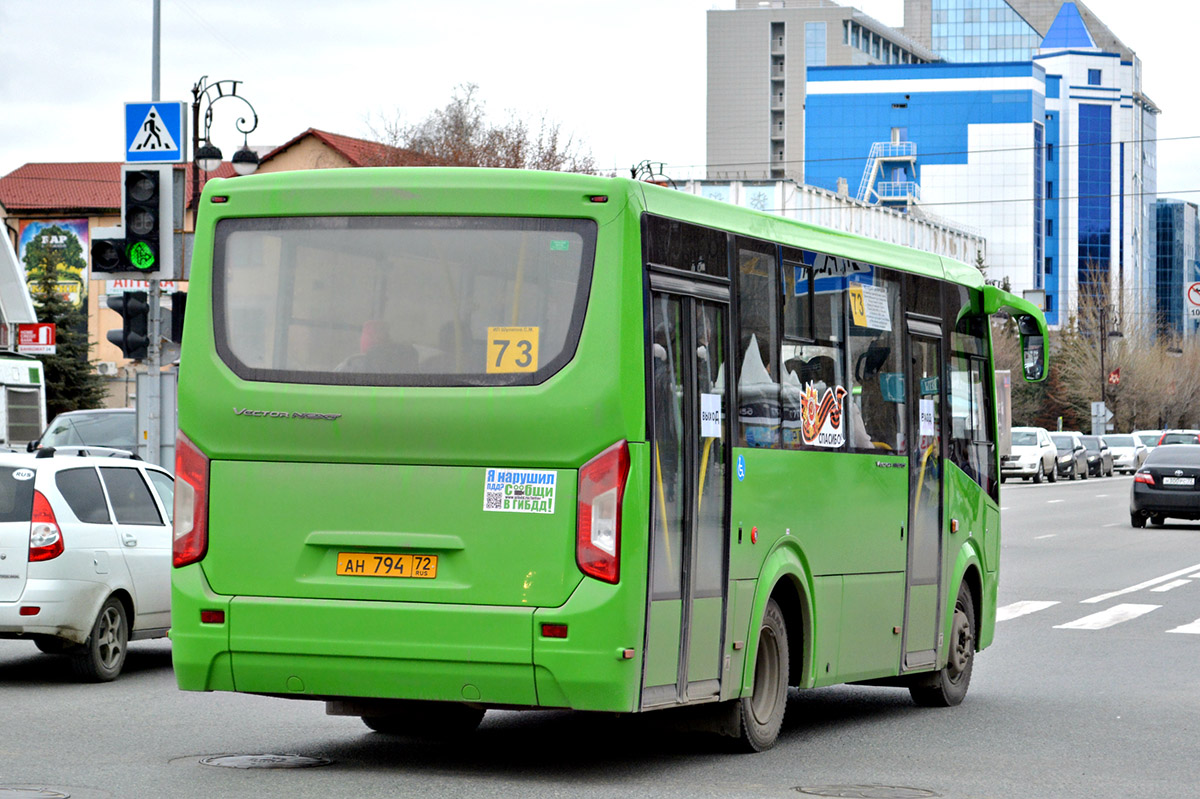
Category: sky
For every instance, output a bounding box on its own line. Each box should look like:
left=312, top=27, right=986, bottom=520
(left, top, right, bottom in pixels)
left=0, top=0, right=1196, bottom=201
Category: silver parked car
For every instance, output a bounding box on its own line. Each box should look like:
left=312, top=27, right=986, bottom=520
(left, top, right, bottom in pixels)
left=1001, top=426, right=1057, bottom=483
left=0, top=447, right=173, bottom=681
left=1105, top=433, right=1148, bottom=474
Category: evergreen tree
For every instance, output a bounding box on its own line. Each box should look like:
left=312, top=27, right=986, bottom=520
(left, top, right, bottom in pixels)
left=24, top=227, right=108, bottom=417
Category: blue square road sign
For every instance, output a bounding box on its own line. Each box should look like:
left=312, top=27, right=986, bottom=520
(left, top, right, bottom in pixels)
left=125, top=102, right=186, bottom=163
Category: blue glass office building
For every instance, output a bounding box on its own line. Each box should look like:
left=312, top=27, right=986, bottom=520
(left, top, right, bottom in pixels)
left=1155, top=200, right=1200, bottom=339
left=798, top=1, right=1159, bottom=326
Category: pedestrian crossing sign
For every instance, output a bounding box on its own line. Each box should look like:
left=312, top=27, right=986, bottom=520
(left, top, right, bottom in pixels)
left=124, top=102, right=186, bottom=163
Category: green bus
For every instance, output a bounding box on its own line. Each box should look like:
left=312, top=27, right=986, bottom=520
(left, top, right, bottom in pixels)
left=171, top=168, right=1047, bottom=751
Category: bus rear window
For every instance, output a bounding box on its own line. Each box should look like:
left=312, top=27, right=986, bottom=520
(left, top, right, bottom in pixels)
left=213, top=216, right=597, bottom=386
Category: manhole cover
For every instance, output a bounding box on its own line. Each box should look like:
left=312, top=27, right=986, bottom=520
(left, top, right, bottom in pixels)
left=199, top=754, right=333, bottom=769
left=796, top=787, right=939, bottom=799
left=0, top=790, right=71, bottom=799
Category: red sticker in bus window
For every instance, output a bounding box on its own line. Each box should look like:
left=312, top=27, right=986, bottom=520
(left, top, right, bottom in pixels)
left=801, top=384, right=847, bottom=448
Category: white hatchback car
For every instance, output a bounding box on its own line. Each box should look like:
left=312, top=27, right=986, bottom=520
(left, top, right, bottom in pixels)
left=0, top=447, right=173, bottom=681
left=1002, top=426, right=1058, bottom=483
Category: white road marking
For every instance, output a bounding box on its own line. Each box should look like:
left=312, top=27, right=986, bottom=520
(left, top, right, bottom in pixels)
left=1101, top=523, right=1123, bottom=528
left=1151, top=579, right=1191, bottom=593
left=996, top=600, right=1060, bottom=621
left=1035, top=534, right=1057, bottom=539
left=1055, top=604, right=1160, bottom=630
left=1082, top=561, right=1200, bottom=603
left=1000, top=506, right=1009, bottom=511
left=1094, top=494, right=1108, bottom=498
left=1167, top=619, right=1200, bottom=634
left=1189, top=573, right=1200, bottom=580
left=1047, top=499, right=1065, bottom=504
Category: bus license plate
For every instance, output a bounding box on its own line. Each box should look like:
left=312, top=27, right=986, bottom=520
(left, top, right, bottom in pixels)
left=1162, top=476, right=1194, bottom=486
left=336, top=553, right=438, bottom=579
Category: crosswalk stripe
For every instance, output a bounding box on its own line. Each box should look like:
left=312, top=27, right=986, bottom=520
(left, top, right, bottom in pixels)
left=1054, top=604, right=1160, bottom=630
left=1150, top=579, right=1191, bottom=593
left=1167, top=619, right=1200, bottom=634
left=1082, top=561, right=1200, bottom=603
left=996, top=600, right=1060, bottom=621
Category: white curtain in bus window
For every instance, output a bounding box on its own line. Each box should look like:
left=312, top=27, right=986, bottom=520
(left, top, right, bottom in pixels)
left=218, top=218, right=591, bottom=384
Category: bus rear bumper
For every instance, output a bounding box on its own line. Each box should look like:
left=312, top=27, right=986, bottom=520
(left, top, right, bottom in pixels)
left=172, top=564, right=642, bottom=712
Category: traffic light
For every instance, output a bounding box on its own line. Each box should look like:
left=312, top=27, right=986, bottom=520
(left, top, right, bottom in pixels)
left=106, top=291, right=149, bottom=361
left=124, top=168, right=163, bottom=273
left=90, top=234, right=126, bottom=273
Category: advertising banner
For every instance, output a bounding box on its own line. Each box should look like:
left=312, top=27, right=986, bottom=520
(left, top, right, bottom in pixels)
left=18, top=219, right=89, bottom=309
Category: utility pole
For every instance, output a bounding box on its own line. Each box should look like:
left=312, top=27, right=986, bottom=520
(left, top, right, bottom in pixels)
left=144, top=0, right=163, bottom=465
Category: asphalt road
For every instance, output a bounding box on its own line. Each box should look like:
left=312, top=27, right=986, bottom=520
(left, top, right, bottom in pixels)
left=2, top=472, right=1197, bottom=799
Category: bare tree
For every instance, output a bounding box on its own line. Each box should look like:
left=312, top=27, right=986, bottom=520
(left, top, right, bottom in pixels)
left=367, top=84, right=595, bottom=173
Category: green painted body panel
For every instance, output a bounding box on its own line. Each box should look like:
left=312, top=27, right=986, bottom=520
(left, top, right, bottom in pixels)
left=729, top=449, right=908, bottom=579
left=838, top=573, right=905, bottom=682
left=204, top=461, right=581, bottom=607
left=687, top=597, right=724, bottom=683
left=644, top=600, right=683, bottom=688
left=171, top=168, right=1017, bottom=715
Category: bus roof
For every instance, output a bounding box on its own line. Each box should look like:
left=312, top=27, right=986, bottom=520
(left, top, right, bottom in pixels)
left=202, top=166, right=986, bottom=291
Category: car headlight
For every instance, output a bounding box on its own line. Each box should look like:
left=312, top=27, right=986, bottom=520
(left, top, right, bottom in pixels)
left=1058, top=454, right=1071, bottom=462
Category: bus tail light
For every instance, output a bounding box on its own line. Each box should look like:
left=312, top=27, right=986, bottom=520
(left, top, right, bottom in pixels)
left=576, top=440, right=629, bottom=584
left=29, top=491, right=64, bottom=562
left=173, top=432, right=210, bottom=568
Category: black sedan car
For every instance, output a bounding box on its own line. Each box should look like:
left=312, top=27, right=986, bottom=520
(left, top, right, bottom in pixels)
left=1079, top=434, right=1114, bottom=477
left=1050, top=432, right=1088, bottom=480
left=1130, top=444, right=1200, bottom=527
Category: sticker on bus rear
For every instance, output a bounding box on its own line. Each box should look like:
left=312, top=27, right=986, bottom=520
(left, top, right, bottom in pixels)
left=484, top=468, right=557, bottom=514
left=486, top=326, right=540, bottom=373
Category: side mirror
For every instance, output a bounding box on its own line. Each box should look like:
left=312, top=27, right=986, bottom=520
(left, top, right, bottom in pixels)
left=26, top=439, right=37, bottom=452
left=1017, top=314, right=1045, bottom=382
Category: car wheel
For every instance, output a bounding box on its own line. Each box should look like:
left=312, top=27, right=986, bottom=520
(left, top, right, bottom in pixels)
left=910, top=583, right=975, bottom=708
left=1048, top=464, right=1057, bottom=483
left=1033, top=468, right=1043, bottom=484
left=1151, top=515, right=1166, bottom=526
left=1131, top=513, right=1146, bottom=528
left=733, top=598, right=789, bottom=752
left=361, top=701, right=486, bottom=740
left=71, top=596, right=128, bottom=682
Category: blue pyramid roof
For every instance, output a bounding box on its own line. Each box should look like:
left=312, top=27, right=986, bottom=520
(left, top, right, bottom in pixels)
left=1041, top=2, right=1096, bottom=49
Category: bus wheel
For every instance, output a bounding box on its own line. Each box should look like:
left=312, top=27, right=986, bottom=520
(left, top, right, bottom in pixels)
left=909, top=584, right=975, bottom=708
left=362, top=701, right=485, bottom=740
left=735, top=598, right=789, bottom=752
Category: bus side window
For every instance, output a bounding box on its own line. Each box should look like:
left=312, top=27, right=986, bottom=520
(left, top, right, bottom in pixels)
left=736, top=238, right=780, bottom=449
left=848, top=270, right=904, bottom=452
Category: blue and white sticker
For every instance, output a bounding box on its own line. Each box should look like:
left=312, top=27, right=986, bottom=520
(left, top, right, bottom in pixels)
left=484, top=468, right=557, bottom=514
left=736, top=454, right=746, bottom=482
left=11, top=468, right=33, bottom=481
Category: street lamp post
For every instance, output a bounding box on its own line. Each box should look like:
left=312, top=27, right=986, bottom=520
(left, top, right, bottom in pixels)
left=190, top=76, right=260, bottom=219
left=1096, top=301, right=1123, bottom=435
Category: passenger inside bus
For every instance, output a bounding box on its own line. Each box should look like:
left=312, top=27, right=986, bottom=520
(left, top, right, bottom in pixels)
left=335, top=320, right=417, bottom=374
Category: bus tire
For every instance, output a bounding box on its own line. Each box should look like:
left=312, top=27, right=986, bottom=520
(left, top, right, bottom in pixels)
left=734, top=598, right=789, bottom=752
left=909, top=583, right=974, bottom=708
left=361, top=701, right=485, bottom=740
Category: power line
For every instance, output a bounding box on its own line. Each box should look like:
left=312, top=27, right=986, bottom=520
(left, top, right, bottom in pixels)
left=666, top=134, right=1200, bottom=173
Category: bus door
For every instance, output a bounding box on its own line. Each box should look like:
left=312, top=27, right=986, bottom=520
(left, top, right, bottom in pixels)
left=642, top=276, right=731, bottom=709
left=903, top=319, right=944, bottom=670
